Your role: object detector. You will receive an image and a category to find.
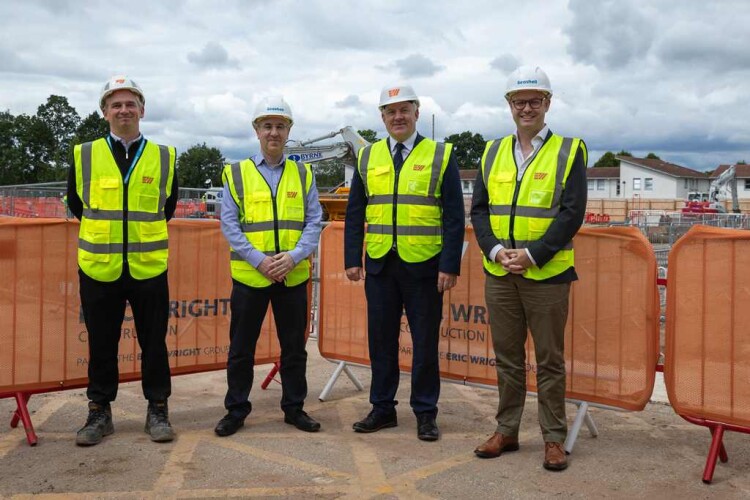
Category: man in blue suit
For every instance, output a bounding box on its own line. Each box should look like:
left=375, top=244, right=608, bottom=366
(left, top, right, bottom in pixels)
left=344, top=84, right=465, bottom=441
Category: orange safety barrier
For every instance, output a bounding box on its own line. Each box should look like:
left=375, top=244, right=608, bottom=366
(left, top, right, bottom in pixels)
left=664, top=225, right=750, bottom=483
left=318, top=223, right=659, bottom=438
left=0, top=218, right=301, bottom=444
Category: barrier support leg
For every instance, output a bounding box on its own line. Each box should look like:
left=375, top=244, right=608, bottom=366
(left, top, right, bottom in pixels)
left=319, top=361, right=363, bottom=401
left=702, top=424, right=725, bottom=484
left=260, top=362, right=280, bottom=390
left=11, top=392, right=37, bottom=446
left=583, top=407, right=599, bottom=438
left=564, top=401, right=591, bottom=454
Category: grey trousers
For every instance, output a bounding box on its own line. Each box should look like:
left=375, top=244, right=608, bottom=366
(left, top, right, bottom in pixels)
left=485, top=273, right=570, bottom=443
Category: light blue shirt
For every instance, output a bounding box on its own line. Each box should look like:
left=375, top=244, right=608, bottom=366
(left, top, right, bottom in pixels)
left=220, top=154, right=323, bottom=270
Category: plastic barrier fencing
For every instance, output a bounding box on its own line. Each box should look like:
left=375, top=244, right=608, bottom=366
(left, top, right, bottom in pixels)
left=0, top=218, right=285, bottom=395
left=665, top=226, right=750, bottom=427
left=318, top=223, right=659, bottom=411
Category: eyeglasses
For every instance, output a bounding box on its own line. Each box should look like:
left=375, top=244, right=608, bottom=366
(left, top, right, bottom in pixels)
left=510, top=98, right=546, bottom=111
left=259, top=123, right=289, bottom=133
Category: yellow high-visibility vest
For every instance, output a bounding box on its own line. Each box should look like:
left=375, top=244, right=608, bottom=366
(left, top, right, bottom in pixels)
left=481, top=133, right=585, bottom=280
left=223, top=158, right=312, bottom=287
left=74, top=138, right=175, bottom=282
left=358, top=138, right=451, bottom=262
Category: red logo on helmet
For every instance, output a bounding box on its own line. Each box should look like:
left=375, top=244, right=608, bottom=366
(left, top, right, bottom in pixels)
left=142, top=176, right=154, bottom=184
left=116, top=79, right=125, bottom=84
left=534, top=173, right=547, bottom=180
left=388, top=89, right=400, bottom=97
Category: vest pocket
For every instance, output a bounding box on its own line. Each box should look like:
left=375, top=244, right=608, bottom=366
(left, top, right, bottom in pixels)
left=81, top=220, right=111, bottom=262
left=138, top=194, right=159, bottom=212
left=528, top=189, right=554, bottom=208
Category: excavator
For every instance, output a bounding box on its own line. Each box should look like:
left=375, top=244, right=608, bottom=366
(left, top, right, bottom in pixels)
left=682, top=164, right=740, bottom=214
left=284, top=126, right=371, bottom=220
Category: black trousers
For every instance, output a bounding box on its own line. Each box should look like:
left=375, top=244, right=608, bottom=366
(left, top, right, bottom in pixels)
left=79, top=269, right=171, bottom=405
left=364, top=252, right=443, bottom=417
left=223, top=279, right=309, bottom=418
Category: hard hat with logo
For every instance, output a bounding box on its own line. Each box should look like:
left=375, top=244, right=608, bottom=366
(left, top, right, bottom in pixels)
left=99, top=75, right=145, bottom=110
left=505, top=66, right=553, bottom=99
left=253, top=96, right=294, bottom=125
left=378, top=84, right=420, bottom=109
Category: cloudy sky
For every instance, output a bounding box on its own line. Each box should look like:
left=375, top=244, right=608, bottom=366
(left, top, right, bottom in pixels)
left=2, top=0, right=749, bottom=170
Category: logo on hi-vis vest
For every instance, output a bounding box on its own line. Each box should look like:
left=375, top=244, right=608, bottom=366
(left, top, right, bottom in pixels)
left=413, top=164, right=426, bottom=171
left=287, top=191, right=298, bottom=198
left=388, top=88, right=400, bottom=97
left=142, top=176, right=154, bottom=184
left=534, top=173, right=548, bottom=180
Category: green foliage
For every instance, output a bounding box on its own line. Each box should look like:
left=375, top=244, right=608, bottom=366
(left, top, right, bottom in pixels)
left=593, top=151, right=619, bottom=168
left=617, top=149, right=633, bottom=157
left=176, top=143, right=225, bottom=188
left=443, top=131, right=485, bottom=169
left=314, top=159, right=345, bottom=188
left=645, top=152, right=661, bottom=159
left=72, top=112, right=109, bottom=147
left=737, top=160, right=747, bottom=165
left=357, top=129, right=378, bottom=143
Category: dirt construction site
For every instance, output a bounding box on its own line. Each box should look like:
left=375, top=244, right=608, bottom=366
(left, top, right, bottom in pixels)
left=1, top=338, right=749, bottom=499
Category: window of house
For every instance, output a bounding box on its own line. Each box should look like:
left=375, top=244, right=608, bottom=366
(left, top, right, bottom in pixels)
left=588, top=180, right=595, bottom=190
left=633, top=178, right=642, bottom=190
left=462, top=180, right=471, bottom=192
left=745, top=179, right=750, bottom=190
left=616, top=182, right=621, bottom=196
left=596, top=179, right=605, bottom=191
left=644, top=178, right=653, bottom=191
left=684, top=179, right=688, bottom=189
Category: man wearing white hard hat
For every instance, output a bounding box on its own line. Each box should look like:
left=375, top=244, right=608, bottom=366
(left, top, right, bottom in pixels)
left=67, top=75, right=179, bottom=445
left=344, top=84, right=464, bottom=441
left=470, top=66, right=587, bottom=470
left=215, top=96, right=323, bottom=436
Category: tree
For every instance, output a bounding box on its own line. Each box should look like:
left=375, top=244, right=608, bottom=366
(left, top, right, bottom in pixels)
left=645, top=152, right=661, bottom=160
left=176, top=143, right=225, bottom=188
left=72, top=111, right=109, bottom=146
left=313, top=159, right=345, bottom=188
left=593, top=151, right=619, bottom=168
left=0, top=111, right=23, bottom=185
left=444, top=131, right=485, bottom=169
left=36, top=95, right=81, bottom=178
left=737, top=160, right=747, bottom=165
left=358, top=129, right=378, bottom=143
left=617, top=150, right=633, bottom=157
left=14, top=113, right=56, bottom=183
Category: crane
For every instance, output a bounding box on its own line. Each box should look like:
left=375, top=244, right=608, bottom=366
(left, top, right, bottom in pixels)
left=284, top=126, right=372, bottom=220
left=709, top=164, right=740, bottom=213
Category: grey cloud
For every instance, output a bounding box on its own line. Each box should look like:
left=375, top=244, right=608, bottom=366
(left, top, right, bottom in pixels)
left=489, top=54, right=519, bottom=73
left=335, top=95, right=361, bottom=108
left=380, top=54, right=445, bottom=79
left=187, top=42, right=239, bottom=69
left=656, top=32, right=750, bottom=73
left=565, top=0, right=655, bottom=69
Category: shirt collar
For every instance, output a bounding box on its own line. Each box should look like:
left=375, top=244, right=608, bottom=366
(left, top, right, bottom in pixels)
left=514, top=125, right=549, bottom=146
left=109, top=131, right=143, bottom=149
left=389, top=130, right=418, bottom=155
left=252, top=153, right=286, bottom=168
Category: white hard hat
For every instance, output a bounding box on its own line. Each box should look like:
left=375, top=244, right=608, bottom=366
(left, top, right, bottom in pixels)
left=99, top=75, right=145, bottom=110
left=378, top=84, right=420, bottom=109
left=505, top=66, right=553, bottom=99
left=253, top=96, right=294, bottom=125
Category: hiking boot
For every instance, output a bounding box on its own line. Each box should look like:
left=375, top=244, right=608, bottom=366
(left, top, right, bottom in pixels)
left=76, top=402, right=114, bottom=446
left=145, top=401, right=175, bottom=442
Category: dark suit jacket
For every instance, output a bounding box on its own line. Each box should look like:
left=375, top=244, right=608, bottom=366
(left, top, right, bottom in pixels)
left=344, top=134, right=465, bottom=279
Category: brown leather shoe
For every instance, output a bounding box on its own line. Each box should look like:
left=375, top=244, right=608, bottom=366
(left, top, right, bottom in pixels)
left=474, top=432, right=519, bottom=458
left=543, top=442, right=568, bottom=471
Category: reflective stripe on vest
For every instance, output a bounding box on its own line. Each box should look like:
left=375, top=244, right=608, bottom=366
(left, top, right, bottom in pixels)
left=481, top=134, right=581, bottom=280
left=74, top=138, right=175, bottom=282
left=224, top=158, right=312, bottom=288
left=358, top=138, right=450, bottom=262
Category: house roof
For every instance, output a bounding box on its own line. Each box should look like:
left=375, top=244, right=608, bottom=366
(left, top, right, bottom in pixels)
left=617, top=156, right=708, bottom=178
left=713, top=164, right=750, bottom=178
left=586, top=167, right=619, bottom=178
left=459, top=169, right=478, bottom=181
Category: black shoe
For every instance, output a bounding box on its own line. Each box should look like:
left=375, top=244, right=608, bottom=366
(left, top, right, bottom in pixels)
left=76, top=402, right=114, bottom=446
left=214, top=414, right=245, bottom=437
left=416, top=414, right=439, bottom=442
left=352, top=410, right=398, bottom=433
left=145, top=401, right=175, bottom=442
left=284, top=410, right=321, bottom=432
